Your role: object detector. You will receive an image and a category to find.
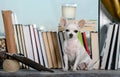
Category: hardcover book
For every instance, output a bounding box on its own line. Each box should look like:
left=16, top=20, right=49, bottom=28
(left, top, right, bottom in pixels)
left=2, top=10, right=17, bottom=53
left=90, top=31, right=99, bottom=69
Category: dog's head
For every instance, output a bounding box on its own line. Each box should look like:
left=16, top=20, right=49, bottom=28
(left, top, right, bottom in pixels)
left=60, top=18, right=85, bottom=39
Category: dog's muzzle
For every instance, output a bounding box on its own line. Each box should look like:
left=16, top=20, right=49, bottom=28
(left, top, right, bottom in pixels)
left=69, top=33, right=73, bottom=38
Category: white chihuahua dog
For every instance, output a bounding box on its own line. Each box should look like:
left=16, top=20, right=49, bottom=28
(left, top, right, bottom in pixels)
left=60, top=18, right=95, bottom=71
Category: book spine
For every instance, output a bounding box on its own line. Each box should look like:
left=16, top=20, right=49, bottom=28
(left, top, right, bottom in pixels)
left=52, top=32, right=62, bottom=68
left=38, top=31, right=48, bottom=68
left=58, top=31, right=65, bottom=67
left=100, top=24, right=114, bottom=69
left=82, top=32, right=91, bottom=55
left=13, top=24, right=20, bottom=54
left=58, top=31, right=64, bottom=56
left=111, top=24, right=119, bottom=70
left=19, top=25, right=27, bottom=58
left=16, top=24, right=23, bottom=54
left=117, top=25, right=120, bottom=69
left=2, top=10, right=17, bottom=53
left=33, top=25, right=44, bottom=65
left=90, top=31, right=99, bottom=69
left=78, top=31, right=84, bottom=46
left=29, top=25, right=39, bottom=64
left=42, top=32, right=53, bottom=68
left=22, top=25, right=34, bottom=61
left=47, top=32, right=57, bottom=68
left=107, top=24, right=118, bottom=70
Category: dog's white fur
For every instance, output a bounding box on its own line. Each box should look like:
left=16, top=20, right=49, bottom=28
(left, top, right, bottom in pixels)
left=60, top=18, right=94, bottom=71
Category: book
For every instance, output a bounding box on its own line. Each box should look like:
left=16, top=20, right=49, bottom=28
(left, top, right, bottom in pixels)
left=2, top=10, right=17, bottom=53
left=38, top=31, right=48, bottom=68
left=19, top=24, right=28, bottom=69
left=104, top=24, right=118, bottom=70
left=42, top=32, right=53, bottom=68
left=33, top=24, right=44, bottom=65
left=51, top=32, right=62, bottom=68
left=19, top=24, right=27, bottom=58
left=117, top=25, right=120, bottom=69
left=78, top=31, right=84, bottom=46
left=111, top=24, right=120, bottom=70
left=100, top=23, right=114, bottom=69
left=22, top=25, right=34, bottom=61
left=58, top=31, right=65, bottom=56
left=16, top=24, right=24, bottom=55
left=90, top=31, right=99, bottom=69
left=13, top=24, right=21, bottom=55
left=107, top=24, right=119, bottom=70
left=14, top=24, right=26, bottom=68
left=58, top=31, right=66, bottom=67
left=29, top=24, right=39, bottom=64
left=47, top=32, right=57, bottom=68
left=82, top=32, right=91, bottom=55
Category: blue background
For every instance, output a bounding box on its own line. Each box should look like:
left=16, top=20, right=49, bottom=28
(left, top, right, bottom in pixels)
left=0, top=0, right=98, bottom=33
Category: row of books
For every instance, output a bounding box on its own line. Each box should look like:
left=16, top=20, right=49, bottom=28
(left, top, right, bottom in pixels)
left=2, top=23, right=100, bottom=69
left=1, top=10, right=100, bottom=69
left=13, top=24, right=63, bottom=68
left=1, top=10, right=63, bottom=69
left=100, top=23, right=120, bottom=70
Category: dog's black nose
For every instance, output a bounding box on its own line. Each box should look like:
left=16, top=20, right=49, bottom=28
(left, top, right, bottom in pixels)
left=69, top=33, right=73, bottom=38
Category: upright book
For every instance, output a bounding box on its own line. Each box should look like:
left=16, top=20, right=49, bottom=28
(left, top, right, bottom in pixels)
left=78, top=31, right=84, bottom=46
left=100, top=23, right=114, bottom=69
left=90, top=31, right=99, bottom=69
left=58, top=31, right=65, bottom=56
left=22, top=25, right=34, bottom=61
left=2, top=10, right=17, bottom=53
left=82, top=32, right=91, bottom=55
left=29, top=24, right=39, bottom=64
left=52, top=32, right=62, bottom=68
left=107, top=24, right=119, bottom=70
left=117, top=25, right=120, bottom=69
left=42, top=32, right=53, bottom=68
left=112, top=24, right=120, bottom=70
left=47, top=32, right=57, bottom=68
left=38, top=31, right=48, bottom=68
left=33, top=25, right=44, bottom=65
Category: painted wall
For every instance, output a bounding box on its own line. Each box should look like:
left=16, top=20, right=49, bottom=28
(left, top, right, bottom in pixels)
left=0, top=0, right=98, bottom=33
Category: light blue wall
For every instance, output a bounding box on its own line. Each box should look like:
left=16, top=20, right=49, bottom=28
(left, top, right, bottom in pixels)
left=0, top=0, right=98, bottom=33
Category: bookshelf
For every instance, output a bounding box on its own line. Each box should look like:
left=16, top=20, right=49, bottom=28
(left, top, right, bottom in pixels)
left=0, top=0, right=120, bottom=77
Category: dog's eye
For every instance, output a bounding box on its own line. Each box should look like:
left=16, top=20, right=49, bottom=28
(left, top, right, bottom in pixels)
left=74, top=30, right=78, bottom=33
left=65, top=29, right=69, bottom=32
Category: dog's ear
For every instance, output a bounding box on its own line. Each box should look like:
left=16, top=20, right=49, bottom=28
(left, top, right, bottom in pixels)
left=60, top=18, right=66, bottom=27
left=78, top=19, right=85, bottom=28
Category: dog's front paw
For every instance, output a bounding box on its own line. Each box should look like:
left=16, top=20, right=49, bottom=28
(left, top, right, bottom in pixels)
left=72, top=68, right=77, bottom=71
left=63, top=67, right=68, bottom=71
